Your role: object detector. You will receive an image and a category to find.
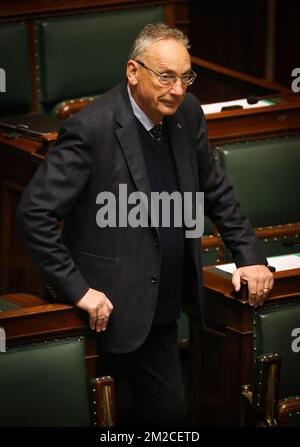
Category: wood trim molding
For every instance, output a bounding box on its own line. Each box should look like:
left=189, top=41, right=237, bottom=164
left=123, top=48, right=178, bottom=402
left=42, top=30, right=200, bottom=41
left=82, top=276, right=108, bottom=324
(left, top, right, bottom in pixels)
left=191, top=54, right=289, bottom=94
left=0, top=0, right=188, bottom=21
left=202, top=223, right=300, bottom=247
left=277, top=397, right=300, bottom=426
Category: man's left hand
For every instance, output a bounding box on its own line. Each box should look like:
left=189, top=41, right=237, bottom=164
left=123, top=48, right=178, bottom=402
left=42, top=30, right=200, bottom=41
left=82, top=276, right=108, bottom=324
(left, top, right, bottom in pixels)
left=232, top=265, right=274, bottom=307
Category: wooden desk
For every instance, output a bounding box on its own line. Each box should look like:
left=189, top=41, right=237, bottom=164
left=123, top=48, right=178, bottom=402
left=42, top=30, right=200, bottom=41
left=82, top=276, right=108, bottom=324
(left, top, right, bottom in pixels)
left=187, top=266, right=300, bottom=426
left=0, top=293, right=97, bottom=377
left=206, top=93, right=300, bottom=144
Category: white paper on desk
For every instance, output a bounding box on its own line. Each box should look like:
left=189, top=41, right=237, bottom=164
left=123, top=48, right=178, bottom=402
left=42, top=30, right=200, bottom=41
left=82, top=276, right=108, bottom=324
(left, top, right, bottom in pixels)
left=216, top=254, right=300, bottom=274
left=266, top=254, right=300, bottom=271
left=202, top=98, right=274, bottom=115
left=216, top=262, right=236, bottom=274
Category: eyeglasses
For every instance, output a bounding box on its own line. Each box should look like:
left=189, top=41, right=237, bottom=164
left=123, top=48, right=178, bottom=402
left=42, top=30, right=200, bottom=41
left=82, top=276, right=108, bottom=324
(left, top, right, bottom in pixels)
left=135, top=60, right=197, bottom=87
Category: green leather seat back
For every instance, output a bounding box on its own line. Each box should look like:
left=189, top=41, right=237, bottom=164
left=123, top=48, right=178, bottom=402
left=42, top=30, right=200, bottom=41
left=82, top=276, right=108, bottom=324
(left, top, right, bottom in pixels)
left=36, top=6, right=164, bottom=113
left=0, top=22, right=32, bottom=116
left=215, top=135, right=300, bottom=228
left=285, top=412, right=300, bottom=427
left=253, top=301, right=300, bottom=399
left=201, top=247, right=220, bottom=266
left=0, top=337, right=91, bottom=426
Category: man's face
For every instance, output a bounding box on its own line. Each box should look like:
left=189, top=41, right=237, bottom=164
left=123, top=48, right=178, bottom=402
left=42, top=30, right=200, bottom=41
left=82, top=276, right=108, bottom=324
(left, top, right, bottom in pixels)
left=127, top=39, right=191, bottom=123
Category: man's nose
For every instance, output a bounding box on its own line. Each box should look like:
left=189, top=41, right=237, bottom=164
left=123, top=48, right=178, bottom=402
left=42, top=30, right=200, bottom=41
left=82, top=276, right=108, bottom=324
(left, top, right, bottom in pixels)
left=169, top=78, right=185, bottom=95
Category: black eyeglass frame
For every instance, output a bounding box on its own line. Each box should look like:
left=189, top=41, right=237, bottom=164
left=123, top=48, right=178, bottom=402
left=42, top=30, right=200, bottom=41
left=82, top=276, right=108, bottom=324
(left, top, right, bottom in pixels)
left=135, top=59, right=197, bottom=86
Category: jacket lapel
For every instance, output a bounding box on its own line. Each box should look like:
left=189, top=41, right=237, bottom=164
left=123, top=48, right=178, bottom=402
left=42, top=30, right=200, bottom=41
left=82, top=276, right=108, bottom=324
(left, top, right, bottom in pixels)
left=115, top=85, right=158, bottom=230
left=166, top=113, right=200, bottom=243
left=165, top=113, right=196, bottom=195
left=115, top=84, right=151, bottom=193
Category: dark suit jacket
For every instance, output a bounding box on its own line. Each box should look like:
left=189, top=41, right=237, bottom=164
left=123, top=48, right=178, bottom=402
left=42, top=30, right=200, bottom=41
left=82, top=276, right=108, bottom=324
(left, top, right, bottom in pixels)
left=16, top=81, right=267, bottom=352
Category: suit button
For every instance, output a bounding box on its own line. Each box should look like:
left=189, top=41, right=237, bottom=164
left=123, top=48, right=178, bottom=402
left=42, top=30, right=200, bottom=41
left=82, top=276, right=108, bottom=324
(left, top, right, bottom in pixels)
left=151, top=275, right=158, bottom=284
left=153, top=237, right=159, bottom=247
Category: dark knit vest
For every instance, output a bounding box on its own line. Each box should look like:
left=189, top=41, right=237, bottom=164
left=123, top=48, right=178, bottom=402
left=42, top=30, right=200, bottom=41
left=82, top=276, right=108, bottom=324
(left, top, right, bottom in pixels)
left=137, top=120, right=185, bottom=324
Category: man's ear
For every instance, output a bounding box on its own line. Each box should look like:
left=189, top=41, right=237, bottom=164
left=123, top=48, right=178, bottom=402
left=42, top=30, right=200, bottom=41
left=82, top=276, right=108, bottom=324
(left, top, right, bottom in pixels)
left=127, top=60, right=138, bottom=86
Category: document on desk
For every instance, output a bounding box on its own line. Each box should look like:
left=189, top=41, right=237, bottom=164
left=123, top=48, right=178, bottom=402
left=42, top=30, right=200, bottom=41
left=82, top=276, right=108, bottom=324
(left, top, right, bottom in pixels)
left=0, top=299, right=20, bottom=312
left=202, top=98, right=275, bottom=115
left=216, top=253, right=300, bottom=274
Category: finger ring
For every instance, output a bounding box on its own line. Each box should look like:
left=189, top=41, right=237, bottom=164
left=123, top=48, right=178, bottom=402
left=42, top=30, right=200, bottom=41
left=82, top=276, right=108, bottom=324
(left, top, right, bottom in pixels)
left=96, top=316, right=103, bottom=320
left=263, top=288, right=270, bottom=291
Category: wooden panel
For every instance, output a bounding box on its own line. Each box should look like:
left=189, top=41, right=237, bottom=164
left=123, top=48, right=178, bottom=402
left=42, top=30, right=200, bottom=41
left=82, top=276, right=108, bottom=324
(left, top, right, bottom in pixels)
left=189, top=0, right=300, bottom=93
left=189, top=0, right=268, bottom=78
left=275, top=0, right=300, bottom=87
left=0, top=0, right=188, bottom=23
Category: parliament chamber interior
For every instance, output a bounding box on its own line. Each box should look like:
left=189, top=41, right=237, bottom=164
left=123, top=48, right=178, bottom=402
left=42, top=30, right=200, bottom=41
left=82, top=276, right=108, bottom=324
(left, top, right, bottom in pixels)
left=0, top=0, right=300, bottom=428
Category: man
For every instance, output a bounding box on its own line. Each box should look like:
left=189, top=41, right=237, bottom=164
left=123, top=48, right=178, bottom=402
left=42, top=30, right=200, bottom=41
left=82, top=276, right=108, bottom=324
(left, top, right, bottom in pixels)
left=16, top=23, right=273, bottom=426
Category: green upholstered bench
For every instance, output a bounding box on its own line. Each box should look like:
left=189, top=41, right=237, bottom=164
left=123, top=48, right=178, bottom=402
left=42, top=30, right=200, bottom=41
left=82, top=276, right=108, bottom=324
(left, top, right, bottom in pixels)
left=241, top=300, right=300, bottom=426
left=214, top=134, right=300, bottom=259
left=35, top=6, right=164, bottom=114
left=0, top=336, right=115, bottom=427
left=0, top=22, right=32, bottom=116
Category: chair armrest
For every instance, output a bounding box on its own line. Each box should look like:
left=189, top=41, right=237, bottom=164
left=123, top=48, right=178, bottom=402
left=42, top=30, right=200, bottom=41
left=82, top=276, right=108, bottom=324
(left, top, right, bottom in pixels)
left=241, top=384, right=253, bottom=404
left=277, top=396, right=300, bottom=426
left=53, top=96, right=97, bottom=120
left=90, top=376, right=115, bottom=427
left=253, top=354, right=281, bottom=427
left=241, top=354, right=281, bottom=427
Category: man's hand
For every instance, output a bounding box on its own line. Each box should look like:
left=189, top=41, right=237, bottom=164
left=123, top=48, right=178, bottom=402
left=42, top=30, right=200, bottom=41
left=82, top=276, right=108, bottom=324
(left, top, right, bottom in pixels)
left=75, top=288, right=113, bottom=332
left=232, top=265, right=274, bottom=307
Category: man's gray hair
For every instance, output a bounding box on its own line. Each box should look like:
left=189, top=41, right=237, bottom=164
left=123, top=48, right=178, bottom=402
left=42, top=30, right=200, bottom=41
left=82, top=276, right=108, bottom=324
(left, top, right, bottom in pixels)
left=129, top=23, right=190, bottom=60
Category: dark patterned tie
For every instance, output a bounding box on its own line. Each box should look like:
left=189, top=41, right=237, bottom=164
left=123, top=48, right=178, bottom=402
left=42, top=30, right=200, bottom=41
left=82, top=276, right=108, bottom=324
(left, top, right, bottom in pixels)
left=150, top=124, right=163, bottom=144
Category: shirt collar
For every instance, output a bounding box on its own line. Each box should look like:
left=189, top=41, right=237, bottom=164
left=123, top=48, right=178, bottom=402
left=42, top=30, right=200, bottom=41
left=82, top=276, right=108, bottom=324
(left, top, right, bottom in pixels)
left=127, top=84, right=157, bottom=131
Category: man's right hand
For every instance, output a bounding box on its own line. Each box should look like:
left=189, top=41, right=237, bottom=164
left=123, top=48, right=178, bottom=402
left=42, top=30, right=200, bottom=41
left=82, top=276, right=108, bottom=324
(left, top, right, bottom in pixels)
left=75, top=288, right=114, bottom=332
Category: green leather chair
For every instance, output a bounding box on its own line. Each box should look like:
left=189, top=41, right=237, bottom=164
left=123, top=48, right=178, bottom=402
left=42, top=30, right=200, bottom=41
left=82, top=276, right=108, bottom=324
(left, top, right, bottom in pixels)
left=242, top=300, right=300, bottom=427
left=0, top=22, right=32, bottom=116
left=0, top=336, right=114, bottom=427
left=35, top=6, right=164, bottom=114
left=214, top=134, right=300, bottom=260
